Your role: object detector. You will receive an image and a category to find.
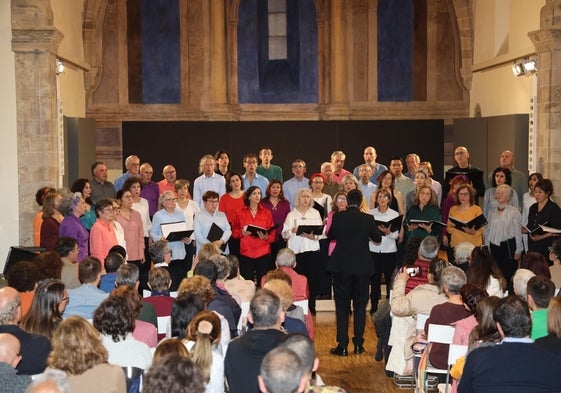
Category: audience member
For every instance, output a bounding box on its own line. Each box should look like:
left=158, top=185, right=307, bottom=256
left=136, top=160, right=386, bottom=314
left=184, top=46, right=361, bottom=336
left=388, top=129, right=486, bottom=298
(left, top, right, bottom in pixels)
left=169, top=293, right=205, bottom=339
left=466, top=246, right=506, bottom=297
left=6, top=261, right=42, bottom=316
left=25, top=369, right=71, bottom=393
left=405, top=236, right=439, bottom=293
left=63, top=256, right=107, bottom=319
left=54, top=237, right=81, bottom=290
left=115, top=263, right=158, bottom=329
left=142, top=354, right=205, bottom=393
left=452, top=241, right=474, bottom=272
left=459, top=296, right=561, bottom=393
left=47, top=316, right=126, bottom=393
left=526, top=275, right=555, bottom=340
left=535, top=296, right=561, bottom=353
left=0, top=287, right=51, bottom=375
left=0, top=333, right=31, bottom=392
left=264, top=279, right=308, bottom=336
left=224, top=289, right=286, bottom=393
left=34, top=251, right=63, bottom=280
left=258, top=347, right=307, bottom=393
left=224, top=254, right=256, bottom=304
left=152, top=338, right=190, bottom=363
left=20, top=279, right=67, bottom=340
left=520, top=251, right=551, bottom=278
left=261, top=248, right=309, bottom=301
left=89, top=161, right=116, bottom=204
left=549, top=239, right=561, bottom=288
left=99, top=252, right=124, bottom=293
left=111, top=285, right=157, bottom=348
left=147, top=240, right=185, bottom=292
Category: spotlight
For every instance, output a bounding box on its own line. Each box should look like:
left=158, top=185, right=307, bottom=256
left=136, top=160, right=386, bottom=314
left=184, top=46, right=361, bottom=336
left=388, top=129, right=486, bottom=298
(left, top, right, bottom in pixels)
left=522, top=58, right=537, bottom=73
left=55, top=59, right=64, bottom=75
left=512, top=57, right=537, bottom=77
left=512, top=62, right=524, bottom=76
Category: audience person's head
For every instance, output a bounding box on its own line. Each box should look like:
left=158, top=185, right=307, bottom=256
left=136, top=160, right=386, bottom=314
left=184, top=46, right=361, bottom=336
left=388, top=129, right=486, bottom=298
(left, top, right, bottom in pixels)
left=546, top=296, right=561, bottom=339
left=115, top=263, right=140, bottom=288
left=258, top=347, right=307, bottom=393
left=276, top=248, right=297, bottom=269
left=177, top=276, right=214, bottom=307
left=104, top=252, right=124, bottom=274
left=6, top=261, right=42, bottom=293
left=197, top=243, right=220, bottom=262
left=427, top=258, right=450, bottom=290
left=460, top=284, right=488, bottom=317
left=550, top=239, right=561, bottom=264
left=193, top=260, right=218, bottom=286
left=513, top=268, right=536, bottom=299
left=77, top=256, right=102, bottom=285
left=403, top=237, right=422, bottom=266
left=521, top=252, right=551, bottom=279
left=25, top=369, right=71, bottom=393
left=107, top=245, right=127, bottom=260
left=142, top=354, right=205, bottom=393
left=153, top=338, right=190, bottom=364
left=110, top=285, right=142, bottom=320
left=149, top=240, right=171, bottom=265
left=469, top=296, right=501, bottom=346
left=419, top=236, right=439, bottom=260
left=0, top=332, right=22, bottom=368
left=0, top=287, right=22, bottom=325
left=20, top=279, right=67, bottom=339
left=54, top=237, right=79, bottom=261
left=494, top=295, right=532, bottom=339
left=263, top=279, right=294, bottom=312
left=170, top=294, right=205, bottom=339
left=454, top=242, right=475, bottom=266
left=225, top=254, right=241, bottom=280
left=467, top=246, right=506, bottom=293
left=279, top=333, right=318, bottom=377
left=187, top=310, right=221, bottom=383
left=526, top=275, right=555, bottom=311
left=148, top=267, right=172, bottom=293
left=249, top=289, right=284, bottom=329
left=441, top=266, right=467, bottom=297
left=263, top=269, right=292, bottom=286
left=48, top=316, right=109, bottom=375
left=34, top=252, right=63, bottom=280
left=93, top=295, right=134, bottom=343
left=208, top=254, right=230, bottom=282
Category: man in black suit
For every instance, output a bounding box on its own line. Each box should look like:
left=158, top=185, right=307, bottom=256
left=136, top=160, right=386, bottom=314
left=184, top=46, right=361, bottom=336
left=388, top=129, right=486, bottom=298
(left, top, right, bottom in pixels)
left=459, top=295, right=561, bottom=393
left=327, top=189, right=382, bottom=356
left=443, top=146, right=485, bottom=199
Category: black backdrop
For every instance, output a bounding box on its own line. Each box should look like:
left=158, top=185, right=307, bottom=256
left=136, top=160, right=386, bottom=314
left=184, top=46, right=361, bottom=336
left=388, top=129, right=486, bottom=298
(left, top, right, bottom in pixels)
left=123, top=120, right=444, bottom=187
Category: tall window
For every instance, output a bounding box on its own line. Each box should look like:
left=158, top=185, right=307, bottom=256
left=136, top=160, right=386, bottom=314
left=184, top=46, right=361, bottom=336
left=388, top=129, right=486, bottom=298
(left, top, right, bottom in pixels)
left=268, top=0, right=287, bottom=60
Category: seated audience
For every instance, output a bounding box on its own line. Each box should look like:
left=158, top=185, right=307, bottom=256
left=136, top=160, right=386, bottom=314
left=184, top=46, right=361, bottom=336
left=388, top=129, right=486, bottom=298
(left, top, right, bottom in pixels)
left=535, top=296, right=561, bottom=353
left=466, top=246, right=506, bottom=297
left=260, top=248, right=309, bottom=301
left=169, top=293, right=205, bottom=339
left=526, top=275, right=555, bottom=340
left=264, top=279, right=308, bottom=336
left=5, top=261, right=41, bottom=316
left=0, top=333, right=31, bottom=393
left=147, top=240, right=185, bottom=292
left=258, top=347, right=307, bottom=393
left=20, top=279, right=67, bottom=340
left=549, top=239, right=561, bottom=288
left=25, top=369, right=71, bottom=393
left=142, top=354, right=205, bottom=393
left=0, top=287, right=51, bottom=375
left=54, top=237, right=81, bottom=290
left=111, top=286, right=157, bottom=348
left=224, top=289, right=286, bottom=393
left=405, top=236, right=440, bottom=293
left=453, top=242, right=474, bottom=272
left=115, top=263, right=157, bottom=328
left=143, top=267, right=175, bottom=340
left=34, top=251, right=63, bottom=280
left=452, top=284, right=489, bottom=346
left=63, top=256, right=108, bottom=320
left=520, top=251, right=551, bottom=278
left=93, top=295, right=153, bottom=370
left=99, top=252, right=124, bottom=293
left=152, top=338, right=190, bottom=363
left=224, top=254, right=256, bottom=304
left=184, top=310, right=224, bottom=393
left=459, top=296, right=561, bottom=393
left=512, top=268, right=535, bottom=300
left=47, top=316, right=126, bottom=393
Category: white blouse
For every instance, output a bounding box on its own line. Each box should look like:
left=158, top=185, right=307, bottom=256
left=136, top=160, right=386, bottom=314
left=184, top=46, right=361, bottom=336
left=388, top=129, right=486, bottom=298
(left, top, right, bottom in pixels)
left=282, top=208, right=322, bottom=254
left=485, top=204, right=523, bottom=254
left=132, top=197, right=151, bottom=237
left=370, top=207, right=399, bottom=253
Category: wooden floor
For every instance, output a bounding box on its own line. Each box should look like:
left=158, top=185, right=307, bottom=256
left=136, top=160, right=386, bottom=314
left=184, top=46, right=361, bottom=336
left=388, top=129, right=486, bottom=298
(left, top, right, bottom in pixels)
left=313, top=310, right=402, bottom=393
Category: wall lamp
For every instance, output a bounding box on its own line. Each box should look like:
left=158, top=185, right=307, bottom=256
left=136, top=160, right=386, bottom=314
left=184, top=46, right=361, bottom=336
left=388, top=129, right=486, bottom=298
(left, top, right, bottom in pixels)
left=512, top=57, right=537, bottom=77
left=55, top=59, right=65, bottom=75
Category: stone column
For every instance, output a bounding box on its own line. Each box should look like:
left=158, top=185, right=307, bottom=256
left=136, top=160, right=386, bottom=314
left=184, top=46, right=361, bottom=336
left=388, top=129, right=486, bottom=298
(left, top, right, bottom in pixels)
left=11, top=0, right=63, bottom=245
left=529, top=0, right=561, bottom=201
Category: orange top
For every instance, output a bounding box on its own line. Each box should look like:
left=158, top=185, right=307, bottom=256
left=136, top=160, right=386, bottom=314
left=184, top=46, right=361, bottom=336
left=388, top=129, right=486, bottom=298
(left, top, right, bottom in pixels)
left=20, top=291, right=34, bottom=317
left=33, top=211, right=43, bottom=247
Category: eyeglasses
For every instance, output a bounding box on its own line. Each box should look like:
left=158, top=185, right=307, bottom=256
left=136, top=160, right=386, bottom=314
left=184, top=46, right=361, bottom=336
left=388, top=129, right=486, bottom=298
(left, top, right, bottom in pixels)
left=458, top=192, right=470, bottom=196
left=336, top=197, right=347, bottom=202
left=166, top=250, right=173, bottom=257
left=61, top=297, right=69, bottom=302
left=164, top=170, right=176, bottom=175
left=206, top=199, right=219, bottom=203
left=292, top=165, right=305, bottom=169
left=165, top=198, right=178, bottom=203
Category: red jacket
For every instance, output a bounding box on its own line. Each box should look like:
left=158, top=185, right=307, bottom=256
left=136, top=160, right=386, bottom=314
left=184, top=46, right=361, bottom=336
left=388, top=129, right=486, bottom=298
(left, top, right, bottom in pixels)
left=233, top=204, right=275, bottom=258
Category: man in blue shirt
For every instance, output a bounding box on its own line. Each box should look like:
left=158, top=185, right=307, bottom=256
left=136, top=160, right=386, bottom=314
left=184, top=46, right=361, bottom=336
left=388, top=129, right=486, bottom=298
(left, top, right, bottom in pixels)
left=283, top=159, right=309, bottom=208
left=114, top=155, right=140, bottom=192
left=63, top=257, right=108, bottom=320
left=193, top=154, right=226, bottom=207
left=243, top=153, right=269, bottom=196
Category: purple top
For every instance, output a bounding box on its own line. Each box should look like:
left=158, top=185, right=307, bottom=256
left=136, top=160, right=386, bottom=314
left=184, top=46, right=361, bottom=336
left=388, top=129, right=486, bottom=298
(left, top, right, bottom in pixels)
left=140, top=181, right=160, bottom=218
left=441, top=194, right=456, bottom=237
left=261, top=199, right=291, bottom=237
left=59, top=214, right=89, bottom=262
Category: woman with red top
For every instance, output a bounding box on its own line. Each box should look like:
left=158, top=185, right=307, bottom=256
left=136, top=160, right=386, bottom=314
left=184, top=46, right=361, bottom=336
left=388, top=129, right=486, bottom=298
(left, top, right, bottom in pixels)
left=261, top=180, right=291, bottom=262
left=89, top=199, right=119, bottom=261
left=219, top=172, right=245, bottom=258
left=233, top=186, right=275, bottom=285
left=116, top=189, right=145, bottom=267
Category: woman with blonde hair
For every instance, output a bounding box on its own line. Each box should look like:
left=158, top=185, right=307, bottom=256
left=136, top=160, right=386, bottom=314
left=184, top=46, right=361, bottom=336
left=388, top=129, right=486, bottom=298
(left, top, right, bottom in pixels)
left=184, top=310, right=224, bottom=393
left=48, top=316, right=126, bottom=393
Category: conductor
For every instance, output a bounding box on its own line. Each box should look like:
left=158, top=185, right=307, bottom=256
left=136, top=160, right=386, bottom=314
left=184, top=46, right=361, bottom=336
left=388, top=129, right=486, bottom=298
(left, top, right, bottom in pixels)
left=327, top=189, right=382, bottom=356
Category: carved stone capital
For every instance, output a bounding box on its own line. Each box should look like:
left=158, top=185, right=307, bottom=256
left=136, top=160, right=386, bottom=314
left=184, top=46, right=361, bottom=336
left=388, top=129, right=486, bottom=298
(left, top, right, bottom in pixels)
left=529, top=28, right=561, bottom=52
left=11, top=27, right=64, bottom=54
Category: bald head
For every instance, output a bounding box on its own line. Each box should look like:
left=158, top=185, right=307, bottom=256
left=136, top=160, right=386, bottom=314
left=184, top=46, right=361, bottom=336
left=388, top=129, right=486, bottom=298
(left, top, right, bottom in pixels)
left=0, top=287, right=21, bottom=325
left=454, top=146, right=470, bottom=168
left=162, top=164, right=177, bottom=183
left=500, top=150, right=515, bottom=169
left=0, top=333, right=21, bottom=367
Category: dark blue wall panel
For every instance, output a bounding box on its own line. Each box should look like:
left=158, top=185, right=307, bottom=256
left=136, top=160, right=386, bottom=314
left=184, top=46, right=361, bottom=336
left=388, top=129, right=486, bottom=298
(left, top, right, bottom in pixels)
left=378, top=0, right=413, bottom=101
left=141, top=0, right=181, bottom=103
left=238, top=0, right=318, bottom=103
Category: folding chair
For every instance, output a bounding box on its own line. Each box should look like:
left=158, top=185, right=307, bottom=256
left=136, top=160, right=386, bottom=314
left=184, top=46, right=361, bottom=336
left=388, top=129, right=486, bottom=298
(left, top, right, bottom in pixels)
left=393, top=313, right=430, bottom=390
left=416, top=323, right=456, bottom=393
left=440, top=344, right=468, bottom=393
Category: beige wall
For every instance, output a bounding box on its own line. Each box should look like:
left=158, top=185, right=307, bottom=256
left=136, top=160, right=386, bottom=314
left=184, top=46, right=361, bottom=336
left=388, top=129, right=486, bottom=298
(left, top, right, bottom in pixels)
left=470, top=0, right=543, bottom=117
left=0, top=1, right=21, bottom=269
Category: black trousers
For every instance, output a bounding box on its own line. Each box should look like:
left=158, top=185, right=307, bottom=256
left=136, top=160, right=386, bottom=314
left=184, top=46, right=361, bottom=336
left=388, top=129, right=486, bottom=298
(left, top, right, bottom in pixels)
left=332, top=272, right=370, bottom=348
left=490, top=238, right=517, bottom=292
left=317, top=238, right=332, bottom=297
left=295, top=250, right=320, bottom=313
left=370, top=252, right=397, bottom=309
left=239, top=254, right=274, bottom=286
